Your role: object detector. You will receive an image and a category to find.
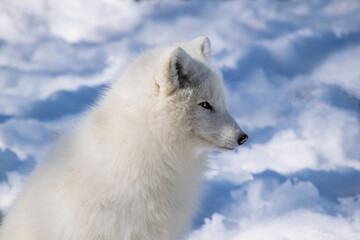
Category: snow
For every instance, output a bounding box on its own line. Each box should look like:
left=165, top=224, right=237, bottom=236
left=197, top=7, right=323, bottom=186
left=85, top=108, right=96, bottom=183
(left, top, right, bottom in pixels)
left=191, top=179, right=360, bottom=240
left=1, top=0, right=360, bottom=238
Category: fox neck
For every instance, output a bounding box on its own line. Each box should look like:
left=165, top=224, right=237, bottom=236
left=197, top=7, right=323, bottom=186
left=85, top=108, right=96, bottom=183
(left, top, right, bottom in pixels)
left=90, top=106, right=206, bottom=177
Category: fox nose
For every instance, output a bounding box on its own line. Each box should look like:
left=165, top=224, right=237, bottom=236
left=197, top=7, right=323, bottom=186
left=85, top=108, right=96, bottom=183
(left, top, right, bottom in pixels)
left=238, top=133, right=248, bottom=145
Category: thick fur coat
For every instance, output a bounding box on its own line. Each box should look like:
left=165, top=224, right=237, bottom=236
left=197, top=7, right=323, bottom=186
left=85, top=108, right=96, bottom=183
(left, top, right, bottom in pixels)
left=0, top=37, right=247, bottom=240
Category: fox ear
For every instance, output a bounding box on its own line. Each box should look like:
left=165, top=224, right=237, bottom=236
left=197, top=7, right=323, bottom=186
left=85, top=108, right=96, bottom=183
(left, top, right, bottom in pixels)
left=164, top=47, right=192, bottom=94
left=192, top=36, right=211, bottom=60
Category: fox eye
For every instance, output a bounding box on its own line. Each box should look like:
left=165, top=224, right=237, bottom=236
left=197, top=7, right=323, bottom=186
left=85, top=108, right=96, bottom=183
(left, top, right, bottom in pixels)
left=198, top=102, right=213, bottom=110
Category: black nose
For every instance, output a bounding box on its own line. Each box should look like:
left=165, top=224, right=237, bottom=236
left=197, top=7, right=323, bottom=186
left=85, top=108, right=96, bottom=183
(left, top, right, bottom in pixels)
left=238, top=133, right=248, bottom=145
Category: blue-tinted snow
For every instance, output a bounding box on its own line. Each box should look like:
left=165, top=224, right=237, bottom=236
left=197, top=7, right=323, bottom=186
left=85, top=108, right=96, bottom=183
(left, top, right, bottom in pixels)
left=0, top=0, right=359, bottom=238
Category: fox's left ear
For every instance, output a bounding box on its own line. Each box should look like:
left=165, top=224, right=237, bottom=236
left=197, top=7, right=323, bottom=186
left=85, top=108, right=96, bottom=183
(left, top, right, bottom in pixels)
left=160, top=47, right=192, bottom=95
left=191, top=36, right=211, bottom=60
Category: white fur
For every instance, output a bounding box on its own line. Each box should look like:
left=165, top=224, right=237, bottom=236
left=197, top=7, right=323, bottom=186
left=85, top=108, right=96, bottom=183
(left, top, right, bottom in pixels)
left=0, top=37, right=245, bottom=240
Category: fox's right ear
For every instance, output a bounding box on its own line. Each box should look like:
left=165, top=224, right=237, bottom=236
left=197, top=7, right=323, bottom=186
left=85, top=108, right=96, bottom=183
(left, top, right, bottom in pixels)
left=191, top=36, right=211, bottom=60
left=160, top=47, right=192, bottom=95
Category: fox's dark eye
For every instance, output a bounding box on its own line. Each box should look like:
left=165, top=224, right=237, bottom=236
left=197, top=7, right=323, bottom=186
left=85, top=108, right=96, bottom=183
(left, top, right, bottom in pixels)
left=199, top=102, right=213, bottom=110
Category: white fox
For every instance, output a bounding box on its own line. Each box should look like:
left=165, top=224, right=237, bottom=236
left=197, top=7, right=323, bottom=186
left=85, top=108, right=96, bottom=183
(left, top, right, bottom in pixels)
left=0, top=37, right=247, bottom=240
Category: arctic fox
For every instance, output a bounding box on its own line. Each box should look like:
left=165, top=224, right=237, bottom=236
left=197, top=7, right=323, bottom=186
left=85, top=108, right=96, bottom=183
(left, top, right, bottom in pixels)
left=0, top=37, right=247, bottom=240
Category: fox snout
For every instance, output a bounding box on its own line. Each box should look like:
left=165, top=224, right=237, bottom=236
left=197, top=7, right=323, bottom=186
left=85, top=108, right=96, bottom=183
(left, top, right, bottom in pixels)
left=217, top=112, right=248, bottom=150
left=238, top=133, right=248, bottom=145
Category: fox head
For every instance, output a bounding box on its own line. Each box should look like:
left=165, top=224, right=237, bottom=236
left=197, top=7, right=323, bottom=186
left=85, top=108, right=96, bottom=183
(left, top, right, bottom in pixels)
left=102, top=37, right=247, bottom=152
left=153, top=37, right=248, bottom=151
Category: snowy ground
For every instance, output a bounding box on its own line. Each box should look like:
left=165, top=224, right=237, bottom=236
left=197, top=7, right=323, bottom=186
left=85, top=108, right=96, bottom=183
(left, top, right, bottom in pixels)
left=1, top=0, right=360, bottom=239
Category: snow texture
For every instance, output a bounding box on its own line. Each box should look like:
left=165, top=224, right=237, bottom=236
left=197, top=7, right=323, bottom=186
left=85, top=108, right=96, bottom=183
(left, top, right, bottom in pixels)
left=0, top=0, right=360, bottom=238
